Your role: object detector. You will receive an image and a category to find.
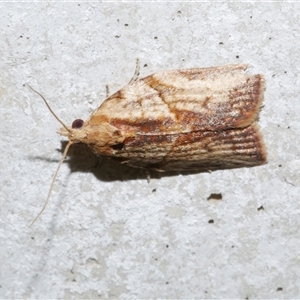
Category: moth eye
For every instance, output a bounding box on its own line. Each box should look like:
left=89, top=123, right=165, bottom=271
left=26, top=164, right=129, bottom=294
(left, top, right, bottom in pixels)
left=72, top=119, right=84, bottom=129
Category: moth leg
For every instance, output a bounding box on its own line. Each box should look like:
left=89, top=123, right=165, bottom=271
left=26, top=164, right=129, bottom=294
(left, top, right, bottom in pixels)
left=129, top=58, right=140, bottom=84
left=97, top=156, right=103, bottom=166
left=145, top=169, right=151, bottom=183
left=105, top=84, right=110, bottom=98
left=90, top=156, right=103, bottom=170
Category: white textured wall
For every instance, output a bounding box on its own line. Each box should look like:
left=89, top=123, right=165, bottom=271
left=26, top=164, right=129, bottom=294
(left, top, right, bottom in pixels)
left=1, top=2, right=300, bottom=299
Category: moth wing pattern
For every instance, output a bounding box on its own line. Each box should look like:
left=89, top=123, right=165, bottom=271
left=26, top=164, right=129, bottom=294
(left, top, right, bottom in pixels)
left=90, top=64, right=264, bottom=133
left=67, top=64, right=266, bottom=172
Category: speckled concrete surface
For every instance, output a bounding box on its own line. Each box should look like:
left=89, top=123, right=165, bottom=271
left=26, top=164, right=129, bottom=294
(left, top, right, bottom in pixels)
left=1, top=2, right=300, bottom=299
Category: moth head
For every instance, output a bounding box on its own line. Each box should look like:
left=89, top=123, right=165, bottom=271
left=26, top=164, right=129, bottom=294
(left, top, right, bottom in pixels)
left=58, top=118, right=86, bottom=144
left=60, top=118, right=126, bottom=148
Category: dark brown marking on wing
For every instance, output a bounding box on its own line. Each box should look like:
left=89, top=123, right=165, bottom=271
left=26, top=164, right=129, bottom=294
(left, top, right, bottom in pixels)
left=110, top=117, right=176, bottom=133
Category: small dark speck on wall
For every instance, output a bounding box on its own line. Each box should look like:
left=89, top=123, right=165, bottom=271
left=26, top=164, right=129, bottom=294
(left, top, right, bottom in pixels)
left=207, top=193, right=222, bottom=201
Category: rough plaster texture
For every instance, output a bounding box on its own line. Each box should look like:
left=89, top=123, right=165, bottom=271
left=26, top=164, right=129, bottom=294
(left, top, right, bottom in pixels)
left=1, top=2, right=300, bottom=299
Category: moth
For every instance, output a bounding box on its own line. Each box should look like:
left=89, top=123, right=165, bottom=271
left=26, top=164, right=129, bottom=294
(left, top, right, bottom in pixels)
left=61, top=62, right=266, bottom=170
left=29, top=61, right=266, bottom=224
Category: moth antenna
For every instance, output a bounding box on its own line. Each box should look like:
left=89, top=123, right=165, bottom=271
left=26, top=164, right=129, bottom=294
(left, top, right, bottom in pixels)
left=30, top=141, right=73, bottom=227
left=129, top=58, right=140, bottom=84
left=105, top=84, right=110, bottom=98
left=26, top=84, right=70, bottom=133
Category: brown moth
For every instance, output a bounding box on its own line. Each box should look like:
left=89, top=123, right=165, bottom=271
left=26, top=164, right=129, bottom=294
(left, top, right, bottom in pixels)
left=29, top=61, right=266, bottom=224
left=60, top=63, right=266, bottom=171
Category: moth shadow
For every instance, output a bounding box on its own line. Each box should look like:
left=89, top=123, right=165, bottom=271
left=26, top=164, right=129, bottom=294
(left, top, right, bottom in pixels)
left=60, top=141, right=198, bottom=182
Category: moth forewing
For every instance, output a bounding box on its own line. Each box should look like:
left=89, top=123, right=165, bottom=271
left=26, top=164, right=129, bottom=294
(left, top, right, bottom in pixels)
left=70, top=64, right=266, bottom=172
